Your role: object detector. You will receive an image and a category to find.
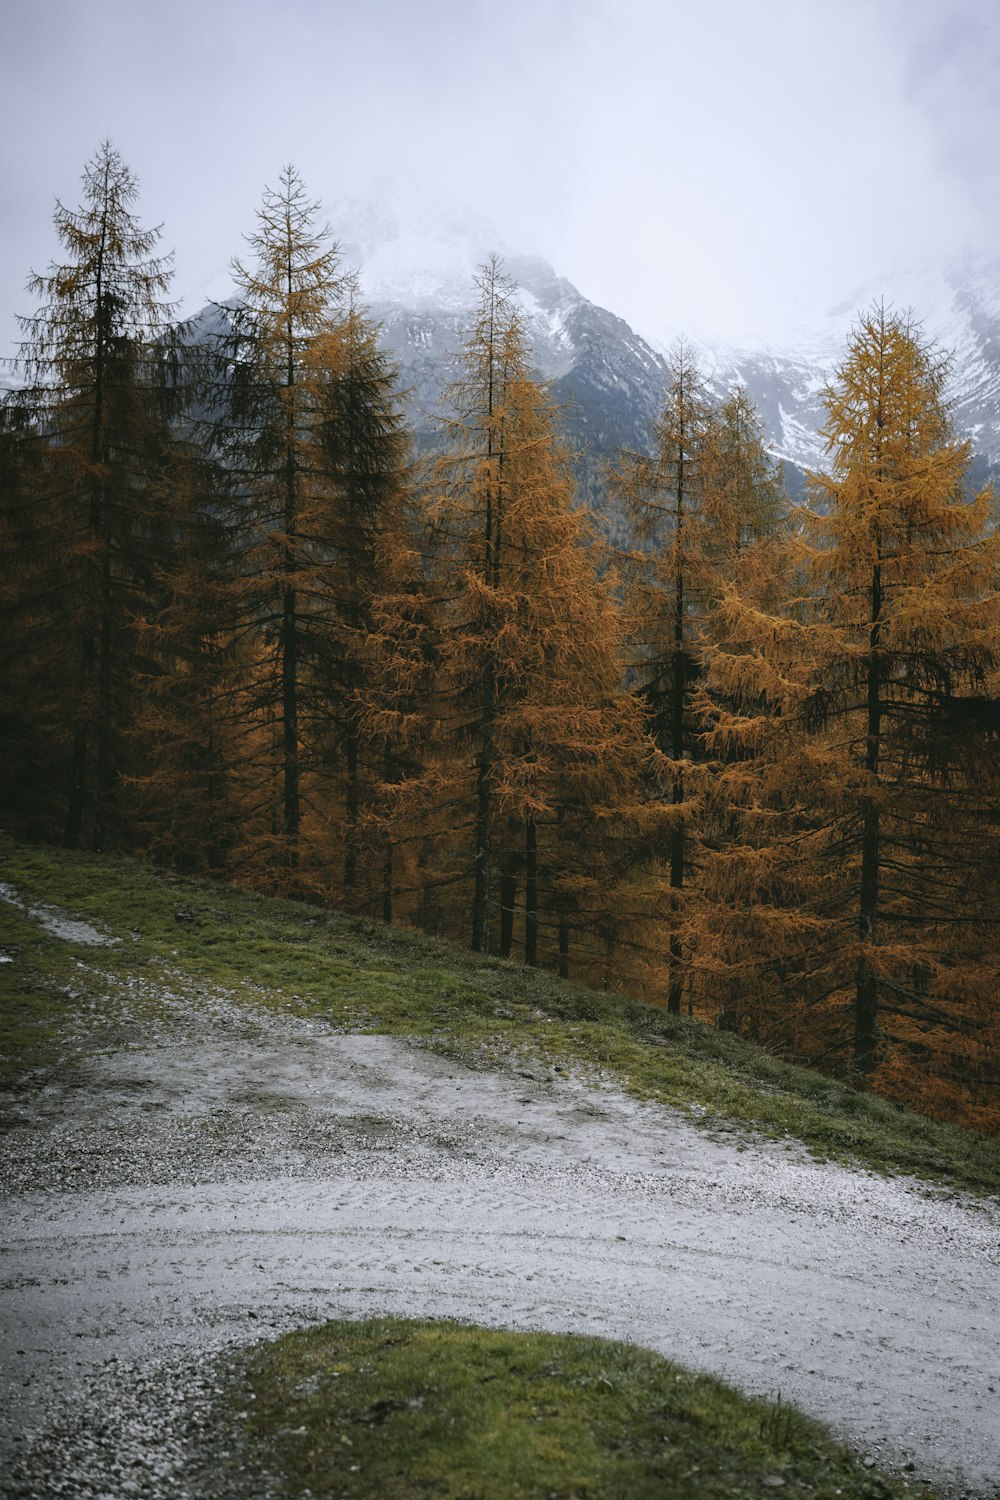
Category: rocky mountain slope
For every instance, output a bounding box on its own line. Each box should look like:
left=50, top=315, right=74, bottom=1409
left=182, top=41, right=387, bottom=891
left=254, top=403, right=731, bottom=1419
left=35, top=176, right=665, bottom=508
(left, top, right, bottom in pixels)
left=336, top=192, right=667, bottom=520
left=187, top=188, right=999, bottom=522
left=700, top=253, right=1000, bottom=486
left=337, top=188, right=1000, bottom=508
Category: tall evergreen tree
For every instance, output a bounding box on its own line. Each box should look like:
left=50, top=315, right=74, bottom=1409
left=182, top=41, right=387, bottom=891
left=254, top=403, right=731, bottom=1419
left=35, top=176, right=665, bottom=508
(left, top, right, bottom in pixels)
left=216, top=166, right=349, bottom=871
left=7, top=142, right=180, bottom=850
left=419, top=256, right=523, bottom=952
left=610, top=348, right=785, bottom=1012
left=400, top=259, right=651, bottom=968
left=804, top=307, right=1000, bottom=1079
left=206, top=168, right=406, bottom=891
left=701, top=307, right=1000, bottom=1119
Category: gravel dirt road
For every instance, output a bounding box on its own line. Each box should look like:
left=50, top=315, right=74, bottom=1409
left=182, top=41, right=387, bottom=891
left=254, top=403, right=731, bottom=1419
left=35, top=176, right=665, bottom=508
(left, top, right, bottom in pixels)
left=1, top=938, right=999, bottom=1497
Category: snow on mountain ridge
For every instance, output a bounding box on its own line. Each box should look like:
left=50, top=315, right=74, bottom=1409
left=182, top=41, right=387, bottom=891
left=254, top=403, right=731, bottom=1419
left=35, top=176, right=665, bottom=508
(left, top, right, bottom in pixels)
left=323, top=184, right=1000, bottom=481
left=677, top=252, right=1000, bottom=474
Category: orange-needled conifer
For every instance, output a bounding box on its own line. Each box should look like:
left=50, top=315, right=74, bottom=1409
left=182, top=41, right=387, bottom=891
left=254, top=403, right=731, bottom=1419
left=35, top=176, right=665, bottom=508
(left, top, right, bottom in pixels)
left=701, top=307, right=1000, bottom=1126
left=610, top=348, right=786, bottom=1012
left=385, top=258, right=652, bottom=971
left=203, top=168, right=406, bottom=893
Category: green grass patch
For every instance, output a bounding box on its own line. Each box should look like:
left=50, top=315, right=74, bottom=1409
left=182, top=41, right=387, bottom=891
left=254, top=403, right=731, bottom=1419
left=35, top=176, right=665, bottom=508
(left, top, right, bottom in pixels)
left=220, top=1318, right=925, bottom=1500
left=1, top=835, right=997, bottom=1197
left=0, top=900, right=85, bottom=1086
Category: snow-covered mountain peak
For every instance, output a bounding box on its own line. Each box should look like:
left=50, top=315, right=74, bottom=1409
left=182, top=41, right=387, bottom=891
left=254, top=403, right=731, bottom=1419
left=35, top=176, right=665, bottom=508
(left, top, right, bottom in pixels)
left=331, top=179, right=508, bottom=312
left=225, top=178, right=1000, bottom=489
left=663, top=251, right=1000, bottom=475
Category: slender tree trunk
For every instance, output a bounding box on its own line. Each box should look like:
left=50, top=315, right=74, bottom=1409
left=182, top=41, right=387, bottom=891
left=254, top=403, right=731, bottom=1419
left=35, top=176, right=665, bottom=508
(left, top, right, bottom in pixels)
left=382, top=847, right=393, bottom=925
left=668, top=779, right=685, bottom=1013
left=64, top=726, right=87, bottom=849
left=470, top=539, right=495, bottom=949
left=525, top=815, right=539, bottom=967
left=92, top=564, right=113, bottom=854
left=417, top=839, right=433, bottom=932
left=667, top=438, right=686, bottom=1014
left=343, top=525, right=368, bottom=902
left=281, top=252, right=300, bottom=858
left=856, top=807, right=880, bottom=1072
left=855, top=559, right=883, bottom=1073
left=381, top=746, right=394, bottom=924
left=282, top=579, right=299, bottom=849
left=499, top=841, right=517, bottom=959
left=471, top=673, right=495, bottom=951
left=471, top=446, right=499, bottom=951
left=555, top=808, right=570, bottom=978
left=668, top=930, right=684, bottom=1015
left=344, top=727, right=359, bottom=902
left=66, top=200, right=109, bottom=849
left=471, top=267, right=504, bottom=952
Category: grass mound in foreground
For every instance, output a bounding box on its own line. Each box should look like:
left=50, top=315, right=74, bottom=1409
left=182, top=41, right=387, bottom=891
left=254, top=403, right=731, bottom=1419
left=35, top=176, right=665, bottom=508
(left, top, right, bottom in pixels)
left=222, top=1319, right=924, bottom=1500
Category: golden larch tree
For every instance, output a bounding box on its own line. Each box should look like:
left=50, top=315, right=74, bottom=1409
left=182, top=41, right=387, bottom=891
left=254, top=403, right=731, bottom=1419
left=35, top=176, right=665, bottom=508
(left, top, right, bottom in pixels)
left=610, top=347, right=786, bottom=1012
left=701, top=306, right=1000, bottom=1123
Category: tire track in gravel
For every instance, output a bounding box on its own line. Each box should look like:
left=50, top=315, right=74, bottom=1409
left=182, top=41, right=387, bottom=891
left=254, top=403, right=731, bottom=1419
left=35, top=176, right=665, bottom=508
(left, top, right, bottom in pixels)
left=2, top=1000, right=999, bottom=1497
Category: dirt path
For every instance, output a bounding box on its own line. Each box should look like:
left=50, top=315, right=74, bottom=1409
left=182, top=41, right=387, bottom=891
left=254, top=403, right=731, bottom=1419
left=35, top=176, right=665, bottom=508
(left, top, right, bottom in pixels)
left=2, top=976, right=999, bottom=1497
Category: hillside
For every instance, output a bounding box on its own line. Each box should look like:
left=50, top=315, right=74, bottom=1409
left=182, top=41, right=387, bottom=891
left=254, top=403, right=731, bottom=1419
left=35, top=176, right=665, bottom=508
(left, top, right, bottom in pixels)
left=2, top=838, right=997, bottom=1194
left=5, top=852, right=1000, bottom=1494
left=2, top=840, right=999, bottom=1499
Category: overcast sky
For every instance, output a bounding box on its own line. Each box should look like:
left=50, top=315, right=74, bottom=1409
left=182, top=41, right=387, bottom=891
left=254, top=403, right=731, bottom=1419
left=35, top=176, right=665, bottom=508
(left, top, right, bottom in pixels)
left=2, top=0, right=998, bottom=367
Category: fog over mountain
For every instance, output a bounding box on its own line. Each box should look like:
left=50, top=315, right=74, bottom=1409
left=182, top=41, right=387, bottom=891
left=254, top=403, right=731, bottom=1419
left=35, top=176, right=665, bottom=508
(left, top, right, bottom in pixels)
left=331, top=185, right=1000, bottom=509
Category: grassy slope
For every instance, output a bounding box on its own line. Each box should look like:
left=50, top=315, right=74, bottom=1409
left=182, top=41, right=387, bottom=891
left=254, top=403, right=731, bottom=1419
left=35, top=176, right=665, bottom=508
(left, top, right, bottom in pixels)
left=2, top=836, right=996, bottom=1196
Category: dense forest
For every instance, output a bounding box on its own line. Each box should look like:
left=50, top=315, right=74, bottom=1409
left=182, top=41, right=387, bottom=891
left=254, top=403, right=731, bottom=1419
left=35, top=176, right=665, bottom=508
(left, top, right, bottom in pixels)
left=2, top=145, right=998, bottom=1133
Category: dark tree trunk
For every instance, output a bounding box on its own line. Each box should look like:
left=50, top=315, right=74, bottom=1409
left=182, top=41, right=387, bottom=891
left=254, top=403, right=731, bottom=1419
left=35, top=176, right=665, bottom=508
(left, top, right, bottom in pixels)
left=855, top=560, right=883, bottom=1073
left=667, top=423, right=686, bottom=1015
left=381, top=746, right=394, bottom=924
left=281, top=580, right=299, bottom=850
left=92, top=551, right=114, bottom=854
left=668, top=929, right=684, bottom=1016
left=555, top=809, right=569, bottom=978
left=602, top=935, right=614, bottom=991
left=471, top=267, right=504, bottom=953
left=281, top=282, right=300, bottom=858
left=63, top=726, right=87, bottom=849
left=471, top=657, right=496, bottom=951
left=499, top=844, right=517, bottom=959
left=344, top=727, right=359, bottom=902
left=382, top=846, right=393, bottom=925
left=558, top=915, right=570, bottom=980
left=67, top=209, right=108, bottom=850
left=855, top=803, right=880, bottom=1073
left=525, top=815, right=538, bottom=967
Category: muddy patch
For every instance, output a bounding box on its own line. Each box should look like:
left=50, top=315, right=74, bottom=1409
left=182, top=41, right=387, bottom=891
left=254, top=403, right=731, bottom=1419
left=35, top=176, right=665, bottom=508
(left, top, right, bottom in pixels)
left=0, top=882, right=121, bottom=948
